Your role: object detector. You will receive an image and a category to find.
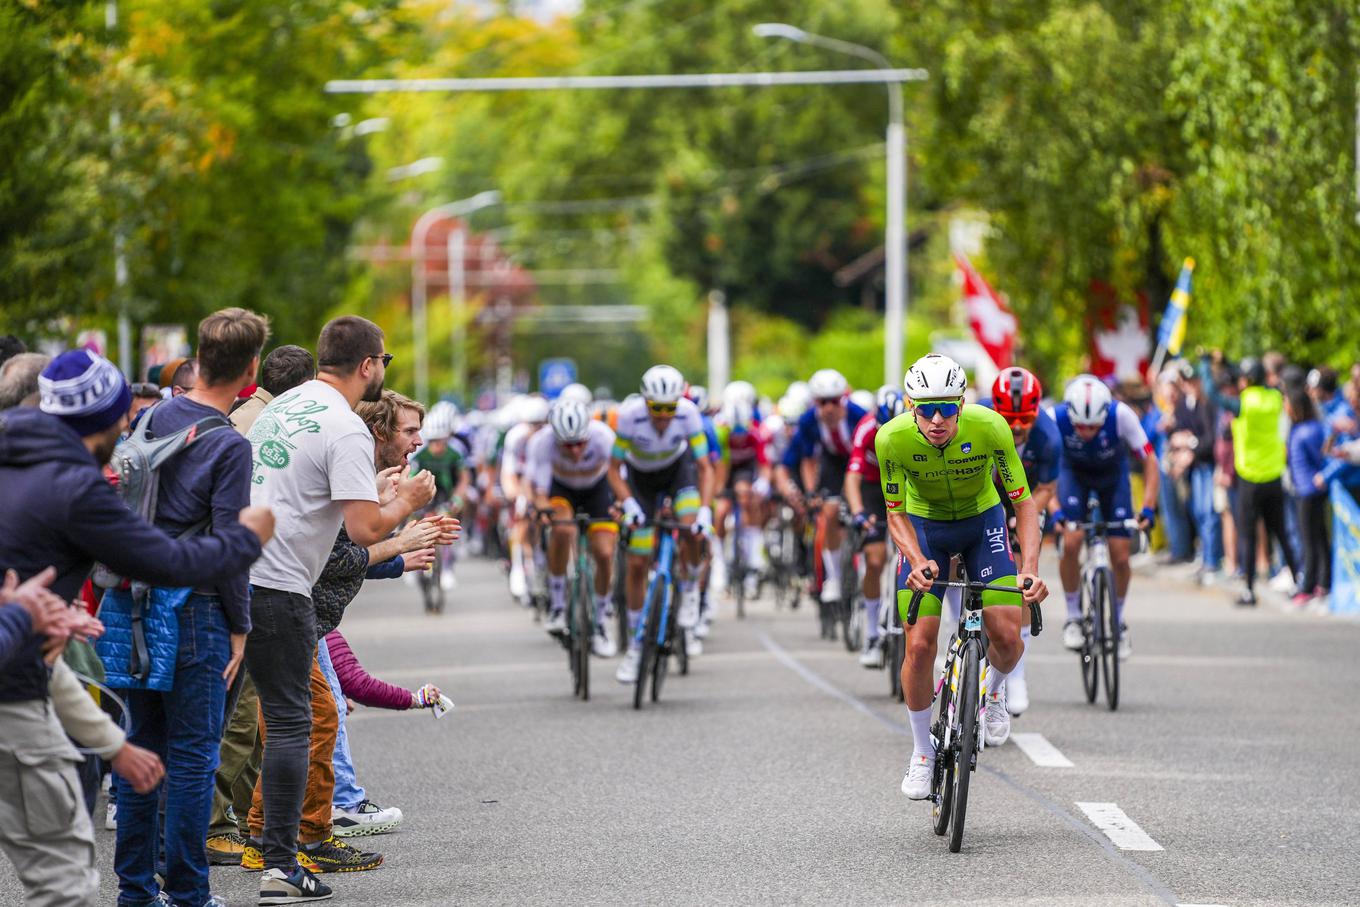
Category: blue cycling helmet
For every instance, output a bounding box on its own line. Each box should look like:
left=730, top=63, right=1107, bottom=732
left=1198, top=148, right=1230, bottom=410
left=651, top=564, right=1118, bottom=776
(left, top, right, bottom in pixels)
left=875, top=384, right=906, bottom=425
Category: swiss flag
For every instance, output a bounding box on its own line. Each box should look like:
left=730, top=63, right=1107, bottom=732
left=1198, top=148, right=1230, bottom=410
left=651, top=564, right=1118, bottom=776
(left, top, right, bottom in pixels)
left=955, top=254, right=1017, bottom=369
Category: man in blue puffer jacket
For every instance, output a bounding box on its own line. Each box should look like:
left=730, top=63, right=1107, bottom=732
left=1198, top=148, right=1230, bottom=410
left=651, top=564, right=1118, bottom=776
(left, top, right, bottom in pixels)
left=0, top=348, right=275, bottom=907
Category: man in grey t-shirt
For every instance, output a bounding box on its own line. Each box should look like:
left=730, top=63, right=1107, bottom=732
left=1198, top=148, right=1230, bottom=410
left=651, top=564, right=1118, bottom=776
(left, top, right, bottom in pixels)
left=244, top=316, right=433, bottom=902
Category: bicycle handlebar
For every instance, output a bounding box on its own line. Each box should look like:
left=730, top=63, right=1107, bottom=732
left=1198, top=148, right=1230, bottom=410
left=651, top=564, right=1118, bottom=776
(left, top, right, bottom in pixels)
left=1068, top=518, right=1143, bottom=532
left=905, top=567, right=1042, bottom=636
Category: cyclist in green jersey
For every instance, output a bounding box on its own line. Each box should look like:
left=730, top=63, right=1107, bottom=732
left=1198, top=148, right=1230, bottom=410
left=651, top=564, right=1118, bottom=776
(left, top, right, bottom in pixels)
left=412, top=403, right=471, bottom=589
left=875, top=354, right=1048, bottom=800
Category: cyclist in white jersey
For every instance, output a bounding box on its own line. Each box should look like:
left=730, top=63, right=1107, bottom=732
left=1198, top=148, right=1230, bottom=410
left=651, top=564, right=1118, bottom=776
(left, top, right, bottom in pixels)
left=609, top=365, right=715, bottom=683
left=500, top=395, right=549, bottom=600
left=527, top=400, right=619, bottom=657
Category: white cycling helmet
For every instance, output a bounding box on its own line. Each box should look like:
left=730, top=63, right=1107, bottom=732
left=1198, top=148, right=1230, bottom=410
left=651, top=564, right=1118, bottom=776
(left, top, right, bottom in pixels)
left=519, top=394, right=550, bottom=425
left=722, top=400, right=755, bottom=429
left=778, top=394, right=808, bottom=421
left=548, top=399, right=592, bottom=443
left=850, top=388, right=874, bottom=413
left=640, top=364, right=685, bottom=404
left=723, top=380, right=758, bottom=409
left=1064, top=374, right=1113, bottom=427
left=686, top=384, right=710, bottom=412
left=904, top=353, right=967, bottom=400
left=423, top=401, right=456, bottom=440
left=808, top=368, right=849, bottom=400
left=558, top=382, right=593, bottom=406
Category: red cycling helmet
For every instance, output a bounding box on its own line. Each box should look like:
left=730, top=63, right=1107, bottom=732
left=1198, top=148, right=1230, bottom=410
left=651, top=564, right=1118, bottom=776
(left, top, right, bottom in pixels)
left=991, top=367, right=1042, bottom=419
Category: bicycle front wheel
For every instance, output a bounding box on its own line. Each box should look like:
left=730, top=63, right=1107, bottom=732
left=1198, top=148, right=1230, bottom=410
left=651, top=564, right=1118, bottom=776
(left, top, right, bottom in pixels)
left=1080, top=572, right=1100, bottom=704
left=931, top=644, right=957, bottom=836
left=949, top=643, right=980, bottom=853
left=574, top=565, right=593, bottom=701
left=634, top=580, right=663, bottom=710
left=1099, top=568, right=1120, bottom=711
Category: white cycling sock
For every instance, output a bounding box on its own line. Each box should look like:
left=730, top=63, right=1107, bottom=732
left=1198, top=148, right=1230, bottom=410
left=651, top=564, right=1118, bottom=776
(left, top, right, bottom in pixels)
left=1064, top=590, right=1081, bottom=621
left=1011, top=627, right=1030, bottom=684
left=863, top=597, right=881, bottom=639
left=908, top=707, right=935, bottom=759
left=1114, top=593, right=1125, bottom=626
left=594, top=594, right=612, bottom=622
left=627, top=609, right=642, bottom=636
left=741, top=526, right=764, bottom=564
left=987, top=664, right=1011, bottom=697
left=821, top=548, right=840, bottom=585
left=548, top=576, right=566, bottom=612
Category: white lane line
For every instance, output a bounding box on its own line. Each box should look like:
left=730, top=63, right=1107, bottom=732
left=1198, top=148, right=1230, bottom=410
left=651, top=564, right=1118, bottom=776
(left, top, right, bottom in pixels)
left=1010, top=732, right=1074, bottom=768
left=1077, top=802, right=1164, bottom=851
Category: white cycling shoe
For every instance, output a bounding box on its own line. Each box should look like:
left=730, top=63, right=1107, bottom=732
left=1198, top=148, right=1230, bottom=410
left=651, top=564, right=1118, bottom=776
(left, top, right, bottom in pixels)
left=693, top=615, right=712, bottom=640
left=543, top=609, right=566, bottom=636
left=742, top=574, right=759, bottom=600
left=615, top=646, right=642, bottom=684
left=900, top=753, right=934, bottom=800
left=684, top=629, right=702, bottom=657
left=1117, top=624, right=1132, bottom=662
left=677, top=587, right=701, bottom=629
left=983, top=684, right=1011, bottom=746
left=508, top=567, right=528, bottom=600
left=1006, top=676, right=1029, bottom=717
left=591, top=623, right=617, bottom=659
left=858, top=636, right=885, bottom=669
left=819, top=580, right=842, bottom=605
left=1062, top=619, right=1085, bottom=651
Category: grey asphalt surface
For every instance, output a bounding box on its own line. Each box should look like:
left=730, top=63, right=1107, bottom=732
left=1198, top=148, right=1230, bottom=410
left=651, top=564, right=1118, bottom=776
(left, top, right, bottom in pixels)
left=24, top=551, right=1360, bottom=906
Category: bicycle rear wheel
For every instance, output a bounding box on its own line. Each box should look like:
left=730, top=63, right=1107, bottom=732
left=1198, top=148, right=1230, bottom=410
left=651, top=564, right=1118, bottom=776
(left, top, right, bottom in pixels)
left=1099, top=568, right=1120, bottom=711
left=949, top=643, right=980, bottom=853
left=634, top=581, right=663, bottom=710
left=889, top=610, right=905, bottom=702
left=931, top=644, right=957, bottom=836
left=1080, top=571, right=1099, bottom=704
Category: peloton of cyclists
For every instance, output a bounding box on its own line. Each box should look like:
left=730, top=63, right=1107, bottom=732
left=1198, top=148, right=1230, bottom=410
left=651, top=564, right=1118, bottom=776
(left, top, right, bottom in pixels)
left=500, top=395, right=551, bottom=603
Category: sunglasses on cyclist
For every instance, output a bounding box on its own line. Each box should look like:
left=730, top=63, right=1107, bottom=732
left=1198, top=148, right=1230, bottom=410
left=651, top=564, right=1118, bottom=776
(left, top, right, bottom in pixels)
left=647, top=401, right=678, bottom=415
left=1005, top=412, right=1037, bottom=428
left=561, top=439, right=588, bottom=451
left=816, top=397, right=842, bottom=408
left=913, top=401, right=961, bottom=419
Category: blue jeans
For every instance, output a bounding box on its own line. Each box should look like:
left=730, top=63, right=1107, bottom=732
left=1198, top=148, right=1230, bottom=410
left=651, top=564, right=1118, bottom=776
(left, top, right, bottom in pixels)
left=1158, top=468, right=1193, bottom=559
left=316, top=637, right=367, bottom=810
left=115, top=595, right=230, bottom=907
left=1189, top=464, right=1223, bottom=570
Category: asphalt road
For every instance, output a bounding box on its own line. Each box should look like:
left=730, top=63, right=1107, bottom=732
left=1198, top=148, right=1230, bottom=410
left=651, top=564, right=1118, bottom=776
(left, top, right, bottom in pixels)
left=21, top=551, right=1360, bottom=906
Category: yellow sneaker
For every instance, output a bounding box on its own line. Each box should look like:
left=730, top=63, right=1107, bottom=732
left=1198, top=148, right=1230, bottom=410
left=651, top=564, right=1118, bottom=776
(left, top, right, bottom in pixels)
left=240, top=844, right=320, bottom=874
left=206, top=832, right=246, bottom=866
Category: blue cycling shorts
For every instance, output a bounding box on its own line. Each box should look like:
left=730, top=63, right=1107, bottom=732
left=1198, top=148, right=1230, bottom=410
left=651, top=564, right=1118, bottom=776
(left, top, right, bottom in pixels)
left=895, top=503, right=1020, bottom=619
left=1058, top=465, right=1133, bottom=538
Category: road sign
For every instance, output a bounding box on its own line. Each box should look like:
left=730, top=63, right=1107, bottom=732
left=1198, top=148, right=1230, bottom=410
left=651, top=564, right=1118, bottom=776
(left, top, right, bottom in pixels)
left=539, top=358, right=577, bottom=399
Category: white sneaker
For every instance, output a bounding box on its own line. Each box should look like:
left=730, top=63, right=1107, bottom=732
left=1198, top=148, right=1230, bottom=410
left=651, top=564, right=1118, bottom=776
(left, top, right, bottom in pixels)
left=1062, top=619, right=1084, bottom=651
left=693, top=616, right=711, bottom=640
left=820, top=580, right=842, bottom=604
left=332, top=799, right=403, bottom=837
left=616, top=646, right=642, bottom=683
left=104, top=801, right=117, bottom=831
left=544, top=609, right=566, bottom=635
left=591, top=622, right=617, bottom=658
left=1006, top=675, right=1029, bottom=716
left=439, top=569, right=456, bottom=591
left=685, top=629, right=702, bottom=657
left=900, top=753, right=934, bottom=800
left=509, top=567, right=528, bottom=599
left=678, top=587, right=701, bottom=629
left=858, top=636, right=885, bottom=669
left=1268, top=569, right=1296, bottom=594
left=1117, top=624, right=1132, bottom=662
left=742, top=573, right=759, bottom=600
left=984, top=684, right=1011, bottom=746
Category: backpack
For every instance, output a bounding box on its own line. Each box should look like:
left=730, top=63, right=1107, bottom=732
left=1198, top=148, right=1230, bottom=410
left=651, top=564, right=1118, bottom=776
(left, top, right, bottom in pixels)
left=91, top=402, right=230, bottom=685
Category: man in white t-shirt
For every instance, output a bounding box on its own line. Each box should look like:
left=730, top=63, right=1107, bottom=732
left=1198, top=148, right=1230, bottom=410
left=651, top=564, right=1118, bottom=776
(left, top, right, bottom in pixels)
left=244, top=316, right=434, bottom=903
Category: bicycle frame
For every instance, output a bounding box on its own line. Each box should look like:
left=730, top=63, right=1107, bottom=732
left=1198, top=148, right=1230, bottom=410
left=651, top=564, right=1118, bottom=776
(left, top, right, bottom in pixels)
left=636, top=516, right=681, bottom=650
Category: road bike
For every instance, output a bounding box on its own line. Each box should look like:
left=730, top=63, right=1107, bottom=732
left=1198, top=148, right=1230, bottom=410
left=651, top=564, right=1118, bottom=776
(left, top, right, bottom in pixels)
left=539, top=509, right=601, bottom=701
left=727, top=503, right=755, bottom=619
left=1067, top=502, right=1141, bottom=711
left=633, top=502, right=689, bottom=709
left=612, top=523, right=632, bottom=650
left=906, top=568, right=1039, bottom=853
left=835, top=504, right=866, bottom=653
left=413, top=505, right=448, bottom=615
left=766, top=497, right=802, bottom=612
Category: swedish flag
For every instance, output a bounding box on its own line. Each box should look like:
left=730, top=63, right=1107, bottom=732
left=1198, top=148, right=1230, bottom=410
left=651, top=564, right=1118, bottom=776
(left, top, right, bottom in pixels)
left=1156, top=258, right=1195, bottom=357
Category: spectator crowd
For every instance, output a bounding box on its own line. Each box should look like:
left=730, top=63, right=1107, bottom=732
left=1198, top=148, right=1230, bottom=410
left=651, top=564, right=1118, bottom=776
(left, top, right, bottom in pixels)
left=0, top=311, right=456, bottom=906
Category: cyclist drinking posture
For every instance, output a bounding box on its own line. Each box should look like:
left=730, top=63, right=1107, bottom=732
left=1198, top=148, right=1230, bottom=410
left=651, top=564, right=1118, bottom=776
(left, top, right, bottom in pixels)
left=876, top=354, right=1048, bottom=799
left=844, top=384, right=906, bottom=669
left=527, top=399, right=620, bottom=657
left=609, top=365, right=715, bottom=683
left=1050, top=375, right=1159, bottom=660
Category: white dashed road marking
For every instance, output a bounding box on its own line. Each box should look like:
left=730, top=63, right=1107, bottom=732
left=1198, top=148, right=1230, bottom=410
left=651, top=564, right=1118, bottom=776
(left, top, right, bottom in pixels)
left=1010, top=732, right=1074, bottom=768
left=1077, top=802, right=1164, bottom=851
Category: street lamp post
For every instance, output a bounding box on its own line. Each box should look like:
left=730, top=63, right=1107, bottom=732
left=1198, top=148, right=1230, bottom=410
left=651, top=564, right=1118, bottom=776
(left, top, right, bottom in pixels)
left=754, top=24, right=909, bottom=385
left=409, top=190, right=501, bottom=404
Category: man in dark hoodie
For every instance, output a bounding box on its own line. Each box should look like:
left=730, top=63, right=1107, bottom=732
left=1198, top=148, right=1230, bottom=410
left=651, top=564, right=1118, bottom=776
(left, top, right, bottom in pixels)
left=0, top=349, right=275, bottom=907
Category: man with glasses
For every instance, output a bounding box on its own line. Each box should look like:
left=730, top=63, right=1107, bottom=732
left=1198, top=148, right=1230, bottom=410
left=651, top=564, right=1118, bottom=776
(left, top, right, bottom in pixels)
left=528, top=399, right=620, bottom=657
left=876, top=354, right=1048, bottom=800
left=977, top=366, right=1060, bottom=715
left=609, top=365, right=715, bottom=683
left=775, top=369, right=867, bottom=606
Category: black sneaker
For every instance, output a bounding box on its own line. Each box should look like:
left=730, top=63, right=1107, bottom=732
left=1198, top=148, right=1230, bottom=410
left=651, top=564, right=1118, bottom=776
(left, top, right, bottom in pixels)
left=259, top=865, right=332, bottom=903
left=302, top=835, right=384, bottom=873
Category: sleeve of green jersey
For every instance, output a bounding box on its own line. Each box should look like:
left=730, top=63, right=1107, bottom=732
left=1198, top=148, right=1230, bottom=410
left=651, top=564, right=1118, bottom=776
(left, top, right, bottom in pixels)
left=990, top=413, right=1031, bottom=505
left=875, top=425, right=906, bottom=513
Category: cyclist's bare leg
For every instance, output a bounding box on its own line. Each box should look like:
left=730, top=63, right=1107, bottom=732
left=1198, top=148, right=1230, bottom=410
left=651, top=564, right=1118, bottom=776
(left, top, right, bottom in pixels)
left=981, top=606, right=1023, bottom=674
left=902, top=615, right=941, bottom=711
left=1059, top=525, right=1084, bottom=621
left=820, top=498, right=843, bottom=555
left=862, top=541, right=886, bottom=630
left=625, top=552, right=649, bottom=615
left=1109, top=536, right=1132, bottom=623
left=546, top=501, right=575, bottom=577
left=588, top=527, right=616, bottom=597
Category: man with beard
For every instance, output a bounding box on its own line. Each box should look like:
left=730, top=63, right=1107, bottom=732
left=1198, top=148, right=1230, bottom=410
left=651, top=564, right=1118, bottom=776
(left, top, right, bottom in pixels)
left=244, top=317, right=435, bottom=903
left=0, top=349, right=275, bottom=907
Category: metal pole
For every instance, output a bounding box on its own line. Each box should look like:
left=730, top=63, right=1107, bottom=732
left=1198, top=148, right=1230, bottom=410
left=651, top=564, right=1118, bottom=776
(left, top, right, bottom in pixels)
left=707, top=290, right=729, bottom=391
left=447, top=225, right=467, bottom=401
left=326, top=69, right=927, bottom=94
left=109, top=0, right=132, bottom=378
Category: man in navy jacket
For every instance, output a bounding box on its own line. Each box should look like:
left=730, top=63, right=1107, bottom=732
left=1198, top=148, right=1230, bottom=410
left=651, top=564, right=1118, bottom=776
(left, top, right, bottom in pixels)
left=0, top=349, right=274, bottom=907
